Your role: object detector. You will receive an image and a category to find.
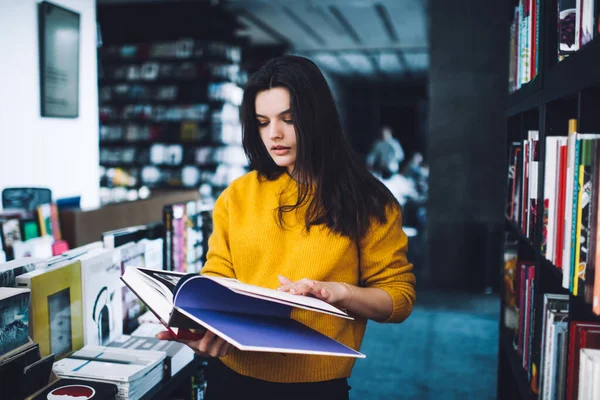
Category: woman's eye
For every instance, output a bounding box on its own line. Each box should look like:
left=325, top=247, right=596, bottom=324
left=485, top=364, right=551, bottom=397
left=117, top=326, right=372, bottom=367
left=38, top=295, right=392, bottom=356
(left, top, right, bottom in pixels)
left=283, top=119, right=293, bottom=125
left=257, top=121, right=269, bottom=127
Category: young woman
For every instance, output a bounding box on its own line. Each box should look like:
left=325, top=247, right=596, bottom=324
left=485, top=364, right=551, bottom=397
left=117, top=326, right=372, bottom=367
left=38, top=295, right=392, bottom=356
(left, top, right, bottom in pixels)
left=157, top=55, right=416, bottom=399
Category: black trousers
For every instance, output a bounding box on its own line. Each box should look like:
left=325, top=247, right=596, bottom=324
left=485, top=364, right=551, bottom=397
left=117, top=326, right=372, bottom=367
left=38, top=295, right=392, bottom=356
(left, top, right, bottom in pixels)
left=204, top=358, right=351, bottom=400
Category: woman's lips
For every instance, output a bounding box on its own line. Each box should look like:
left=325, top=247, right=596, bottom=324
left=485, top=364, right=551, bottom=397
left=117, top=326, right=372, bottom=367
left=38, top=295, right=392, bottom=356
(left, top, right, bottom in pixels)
left=271, top=146, right=291, bottom=155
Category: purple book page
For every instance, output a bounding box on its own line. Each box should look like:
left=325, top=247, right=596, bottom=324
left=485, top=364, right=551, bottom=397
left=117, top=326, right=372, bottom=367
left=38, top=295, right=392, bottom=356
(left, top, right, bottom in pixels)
left=176, top=307, right=364, bottom=358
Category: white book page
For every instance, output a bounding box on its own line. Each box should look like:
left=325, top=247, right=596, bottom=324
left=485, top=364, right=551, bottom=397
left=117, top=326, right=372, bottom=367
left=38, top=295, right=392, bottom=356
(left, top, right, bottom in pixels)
left=121, top=268, right=173, bottom=324
left=199, top=275, right=349, bottom=318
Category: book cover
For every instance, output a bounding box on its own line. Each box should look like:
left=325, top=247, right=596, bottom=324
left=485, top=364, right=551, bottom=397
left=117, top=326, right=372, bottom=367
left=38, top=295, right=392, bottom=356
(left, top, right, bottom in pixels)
left=52, top=345, right=166, bottom=383
left=12, top=236, right=54, bottom=260
left=0, top=257, right=44, bottom=287
left=37, top=203, right=53, bottom=238
left=80, top=249, right=123, bottom=346
left=107, top=333, right=194, bottom=378
left=16, top=261, right=84, bottom=358
left=123, top=267, right=365, bottom=358
left=0, top=288, right=30, bottom=357
left=555, top=141, right=569, bottom=267
left=563, top=120, right=578, bottom=288
left=20, top=218, right=40, bottom=241
left=543, top=137, right=560, bottom=259
left=558, top=0, right=579, bottom=59
left=118, top=242, right=146, bottom=334
left=539, top=294, right=569, bottom=395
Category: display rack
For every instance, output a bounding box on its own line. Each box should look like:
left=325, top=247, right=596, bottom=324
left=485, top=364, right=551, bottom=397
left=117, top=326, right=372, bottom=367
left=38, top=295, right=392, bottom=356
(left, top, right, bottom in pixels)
left=499, top=0, right=600, bottom=398
left=97, top=39, right=248, bottom=204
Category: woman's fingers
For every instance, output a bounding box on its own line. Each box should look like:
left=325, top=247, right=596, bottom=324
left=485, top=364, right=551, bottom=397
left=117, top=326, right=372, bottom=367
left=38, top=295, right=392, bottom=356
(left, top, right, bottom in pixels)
left=279, top=278, right=321, bottom=296
left=155, top=331, right=176, bottom=341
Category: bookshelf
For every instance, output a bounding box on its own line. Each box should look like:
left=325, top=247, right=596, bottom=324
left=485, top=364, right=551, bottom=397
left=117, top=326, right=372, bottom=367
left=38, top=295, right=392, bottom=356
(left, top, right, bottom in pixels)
left=500, top=0, right=600, bottom=399
left=97, top=39, right=249, bottom=204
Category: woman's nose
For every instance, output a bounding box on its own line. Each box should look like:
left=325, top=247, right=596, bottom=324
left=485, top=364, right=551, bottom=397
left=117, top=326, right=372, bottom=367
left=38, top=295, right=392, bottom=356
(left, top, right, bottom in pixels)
left=268, top=123, right=283, bottom=140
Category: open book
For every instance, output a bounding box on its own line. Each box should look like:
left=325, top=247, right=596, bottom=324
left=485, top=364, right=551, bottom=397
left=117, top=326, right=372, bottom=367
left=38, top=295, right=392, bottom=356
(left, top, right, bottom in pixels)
left=121, top=267, right=365, bottom=358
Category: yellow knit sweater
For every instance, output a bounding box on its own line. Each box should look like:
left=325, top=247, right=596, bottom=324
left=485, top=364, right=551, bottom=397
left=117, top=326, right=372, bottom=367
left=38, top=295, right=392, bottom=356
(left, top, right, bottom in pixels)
left=201, top=171, right=416, bottom=383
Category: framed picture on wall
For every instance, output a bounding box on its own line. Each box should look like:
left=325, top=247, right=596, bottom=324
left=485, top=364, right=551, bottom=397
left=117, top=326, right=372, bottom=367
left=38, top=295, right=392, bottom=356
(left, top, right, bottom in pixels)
left=38, top=1, right=80, bottom=118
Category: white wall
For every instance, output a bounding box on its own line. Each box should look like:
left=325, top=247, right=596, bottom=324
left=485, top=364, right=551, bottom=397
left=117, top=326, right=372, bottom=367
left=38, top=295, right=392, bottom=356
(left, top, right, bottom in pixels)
left=0, top=0, right=99, bottom=209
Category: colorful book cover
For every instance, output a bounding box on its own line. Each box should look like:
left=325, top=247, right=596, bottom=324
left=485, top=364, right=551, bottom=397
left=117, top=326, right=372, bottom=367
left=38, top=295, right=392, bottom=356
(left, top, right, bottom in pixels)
left=36, top=204, right=52, bottom=237
left=563, top=120, right=578, bottom=289
left=570, top=136, right=583, bottom=293
left=15, top=261, right=84, bottom=358
left=558, top=0, right=579, bottom=59
left=566, top=322, right=600, bottom=400
left=573, top=138, right=585, bottom=295
left=574, top=139, right=595, bottom=296
left=0, top=288, right=30, bottom=357
left=19, top=219, right=40, bottom=241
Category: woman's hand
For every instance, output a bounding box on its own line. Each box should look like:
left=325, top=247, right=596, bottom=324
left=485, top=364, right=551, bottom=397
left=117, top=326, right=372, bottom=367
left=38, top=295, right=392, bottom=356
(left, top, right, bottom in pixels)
left=277, top=275, right=352, bottom=306
left=156, top=329, right=234, bottom=358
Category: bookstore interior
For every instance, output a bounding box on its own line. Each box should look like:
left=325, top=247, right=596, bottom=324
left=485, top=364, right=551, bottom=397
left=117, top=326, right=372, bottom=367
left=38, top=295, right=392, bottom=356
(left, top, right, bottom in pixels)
left=5, top=0, right=600, bottom=399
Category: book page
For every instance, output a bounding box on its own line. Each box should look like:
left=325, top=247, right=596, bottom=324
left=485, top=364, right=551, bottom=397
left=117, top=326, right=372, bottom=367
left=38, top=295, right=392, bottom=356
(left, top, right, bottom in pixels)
left=198, top=275, right=350, bottom=318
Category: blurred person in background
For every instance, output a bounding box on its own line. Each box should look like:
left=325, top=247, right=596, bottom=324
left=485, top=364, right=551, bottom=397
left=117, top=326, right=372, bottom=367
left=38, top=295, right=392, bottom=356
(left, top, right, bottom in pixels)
left=366, top=125, right=405, bottom=178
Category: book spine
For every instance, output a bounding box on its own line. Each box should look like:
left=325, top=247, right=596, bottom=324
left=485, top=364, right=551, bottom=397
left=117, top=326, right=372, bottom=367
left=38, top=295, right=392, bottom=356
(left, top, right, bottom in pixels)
left=529, top=133, right=539, bottom=238
left=575, top=139, right=594, bottom=296
left=563, top=121, right=578, bottom=288
left=586, top=141, right=600, bottom=304
left=544, top=138, right=559, bottom=259
left=163, top=206, right=173, bottom=271
left=556, top=143, right=569, bottom=267
left=593, top=141, right=600, bottom=314
left=571, top=136, right=583, bottom=292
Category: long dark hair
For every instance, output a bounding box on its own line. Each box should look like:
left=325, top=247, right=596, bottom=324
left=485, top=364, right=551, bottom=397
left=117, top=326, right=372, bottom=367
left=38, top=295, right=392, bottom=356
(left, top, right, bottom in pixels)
left=241, top=55, right=398, bottom=241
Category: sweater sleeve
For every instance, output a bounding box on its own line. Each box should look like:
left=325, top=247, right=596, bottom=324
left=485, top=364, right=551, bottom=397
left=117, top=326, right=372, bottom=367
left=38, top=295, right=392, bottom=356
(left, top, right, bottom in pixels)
left=201, top=187, right=236, bottom=279
left=359, top=204, right=416, bottom=323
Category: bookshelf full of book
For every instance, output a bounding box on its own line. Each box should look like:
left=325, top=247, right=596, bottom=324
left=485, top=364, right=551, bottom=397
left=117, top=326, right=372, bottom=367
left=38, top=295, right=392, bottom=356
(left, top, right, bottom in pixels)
left=501, top=0, right=600, bottom=399
left=98, top=38, right=249, bottom=205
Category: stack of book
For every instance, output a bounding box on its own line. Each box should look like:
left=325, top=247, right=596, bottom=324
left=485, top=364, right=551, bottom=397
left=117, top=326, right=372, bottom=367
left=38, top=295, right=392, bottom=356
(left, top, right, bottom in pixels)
left=52, top=345, right=165, bottom=400
left=107, top=333, right=194, bottom=380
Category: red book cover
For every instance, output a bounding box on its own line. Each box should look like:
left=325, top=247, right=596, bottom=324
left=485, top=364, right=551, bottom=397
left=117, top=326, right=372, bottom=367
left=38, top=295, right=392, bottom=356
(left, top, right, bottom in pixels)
left=51, top=239, right=69, bottom=256
left=555, top=144, right=568, bottom=268
left=517, top=263, right=528, bottom=355
left=566, top=322, right=600, bottom=400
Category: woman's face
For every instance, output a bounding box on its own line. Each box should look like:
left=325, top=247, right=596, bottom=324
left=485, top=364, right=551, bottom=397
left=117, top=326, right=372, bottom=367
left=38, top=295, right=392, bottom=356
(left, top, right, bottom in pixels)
left=255, top=87, right=297, bottom=175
